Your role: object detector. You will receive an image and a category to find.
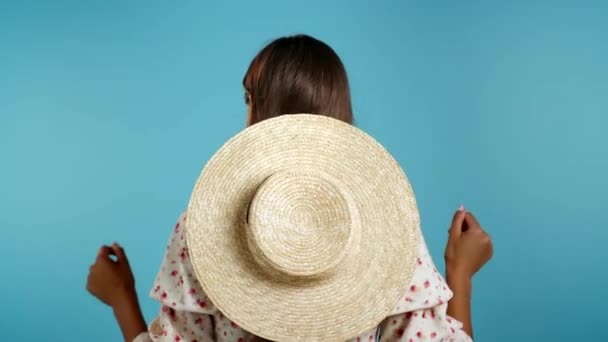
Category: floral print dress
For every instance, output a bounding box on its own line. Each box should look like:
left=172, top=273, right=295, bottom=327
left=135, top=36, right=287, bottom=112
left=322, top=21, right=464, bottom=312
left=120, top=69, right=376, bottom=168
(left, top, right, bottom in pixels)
left=134, top=213, right=472, bottom=342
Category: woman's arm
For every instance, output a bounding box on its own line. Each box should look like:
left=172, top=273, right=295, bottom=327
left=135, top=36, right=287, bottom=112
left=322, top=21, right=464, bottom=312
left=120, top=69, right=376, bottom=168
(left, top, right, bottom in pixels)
left=446, top=271, right=473, bottom=338
left=87, top=213, right=230, bottom=342
left=378, top=235, right=474, bottom=341
left=112, top=288, right=148, bottom=342
left=86, top=244, right=149, bottom=342
left=444, top=207, right=493, bottom=339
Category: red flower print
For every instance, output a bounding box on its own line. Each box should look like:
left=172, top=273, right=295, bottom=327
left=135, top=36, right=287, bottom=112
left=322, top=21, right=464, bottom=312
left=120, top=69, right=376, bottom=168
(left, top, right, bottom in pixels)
left=179, top=248, right=187, bottom=261
left=450, top=327, right=456, bottom=333
left=238, top=339, right=244, bottom=342
left=174, top=335, right=181, bottom=342
left=405, top=312, right=412, bottom=319
left=431, top=311, right=436, bottom=319
left=154, top=285, right=161, bottom=293
left=447, top=318, right=452, bottom=324
left=431, top=332, right=437, bottom=338
left=422, top=311, right=426, bottom=318
left=196, top=299, right=207, bottom=308
left=189, top=288, right=196, bottom=295
left=416, top=331, right=423, bottom=338
left=161, top=292, right=167, bottom=299
left=223, top=331, right=227, bottom=337
left=162, top=307, right=176, bottom=320
left=171, top=270, right=178, bottom=277
left=175, top=222, right=180, bottom=232
left=410, top=285, right=416, bottom=292
left=424, top=280, right=430, bottom=288
left=194, top=318, right=203, bottom=325
left=416, top=258, right=422, bottom=266
left=395, top=329, right=404, bottom=337
left=231, top=321, right=239, bottom=328
left=405, top=296, right=413, bottom=302
left=392, top=319, right=397, bottom=325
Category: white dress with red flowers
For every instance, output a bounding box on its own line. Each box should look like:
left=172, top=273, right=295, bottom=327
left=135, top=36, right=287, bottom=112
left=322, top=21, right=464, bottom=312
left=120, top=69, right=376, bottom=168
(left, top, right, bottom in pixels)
left=134, top=212, right=473, bottom=342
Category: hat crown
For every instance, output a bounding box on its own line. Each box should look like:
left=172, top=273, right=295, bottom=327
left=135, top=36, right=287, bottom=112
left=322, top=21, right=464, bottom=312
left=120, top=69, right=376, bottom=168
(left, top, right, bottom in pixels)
left=247, top=170, right=357, bottom=279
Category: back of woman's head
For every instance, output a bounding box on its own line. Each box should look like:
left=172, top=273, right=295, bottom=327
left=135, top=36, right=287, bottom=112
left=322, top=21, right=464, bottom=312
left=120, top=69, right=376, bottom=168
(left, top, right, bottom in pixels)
left=243, top=34, right=353, bottom=125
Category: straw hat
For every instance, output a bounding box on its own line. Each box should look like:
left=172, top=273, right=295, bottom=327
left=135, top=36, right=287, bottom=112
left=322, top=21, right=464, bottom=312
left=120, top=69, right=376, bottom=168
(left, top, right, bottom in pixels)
left=186, top=114, right=421, bottom=341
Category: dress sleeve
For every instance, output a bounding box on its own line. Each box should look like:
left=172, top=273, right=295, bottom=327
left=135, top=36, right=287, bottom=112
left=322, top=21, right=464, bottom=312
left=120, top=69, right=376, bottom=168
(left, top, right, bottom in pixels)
left=138, top=212, right=258, bottom=342
left=136, top=212, right=217, bottom=341
left=133, top=332, right=154, bottom=342
left=377, top=237, right=473, bottom=342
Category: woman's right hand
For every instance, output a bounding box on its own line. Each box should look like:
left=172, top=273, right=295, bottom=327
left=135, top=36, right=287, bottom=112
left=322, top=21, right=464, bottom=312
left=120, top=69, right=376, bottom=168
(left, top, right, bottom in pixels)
left=444, top=206, right=493, bottom=338
left=444, top=207, right=493, bottom=280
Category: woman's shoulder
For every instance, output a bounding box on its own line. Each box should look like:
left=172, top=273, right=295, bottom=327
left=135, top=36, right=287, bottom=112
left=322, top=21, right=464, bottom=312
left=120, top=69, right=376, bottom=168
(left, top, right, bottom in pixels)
left=389, top=235, right=453, bottom=315
left=149, top=210, right=218, bottom=314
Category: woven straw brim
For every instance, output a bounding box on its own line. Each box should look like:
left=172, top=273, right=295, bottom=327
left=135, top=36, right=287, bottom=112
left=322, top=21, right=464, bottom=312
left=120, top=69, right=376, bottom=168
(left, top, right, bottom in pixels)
left=186, top=114, right=421, bottom=341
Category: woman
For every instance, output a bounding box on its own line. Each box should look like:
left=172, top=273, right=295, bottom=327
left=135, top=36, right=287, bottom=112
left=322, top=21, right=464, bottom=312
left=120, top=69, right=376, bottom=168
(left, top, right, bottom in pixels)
left=87, top=35, right=493, bottom=342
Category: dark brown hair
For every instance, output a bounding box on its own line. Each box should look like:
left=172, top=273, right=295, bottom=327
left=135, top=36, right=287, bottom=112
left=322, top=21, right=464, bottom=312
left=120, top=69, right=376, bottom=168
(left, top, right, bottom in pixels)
left=243, top=35, right=353, bottom=125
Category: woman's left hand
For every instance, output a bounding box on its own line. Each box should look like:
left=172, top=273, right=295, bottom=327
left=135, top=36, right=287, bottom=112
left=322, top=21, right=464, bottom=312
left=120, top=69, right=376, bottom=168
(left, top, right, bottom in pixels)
left=87, top=243, right=136, bottom=307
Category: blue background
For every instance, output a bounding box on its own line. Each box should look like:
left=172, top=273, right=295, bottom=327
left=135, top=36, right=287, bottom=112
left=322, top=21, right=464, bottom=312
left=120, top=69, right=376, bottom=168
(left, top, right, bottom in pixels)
left=1, top=1, right=607, bottom=341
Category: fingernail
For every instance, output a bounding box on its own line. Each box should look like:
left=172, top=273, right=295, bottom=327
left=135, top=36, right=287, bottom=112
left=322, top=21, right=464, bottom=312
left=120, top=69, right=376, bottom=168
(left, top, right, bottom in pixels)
left=458, top=204, right=466, bottom=212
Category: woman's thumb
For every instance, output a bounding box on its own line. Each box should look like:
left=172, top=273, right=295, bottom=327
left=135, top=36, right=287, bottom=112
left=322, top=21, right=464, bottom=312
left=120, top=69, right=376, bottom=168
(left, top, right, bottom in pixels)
left=449, top=205, right=467, bottom=238
left=111, top=243, right=129, bottom=265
